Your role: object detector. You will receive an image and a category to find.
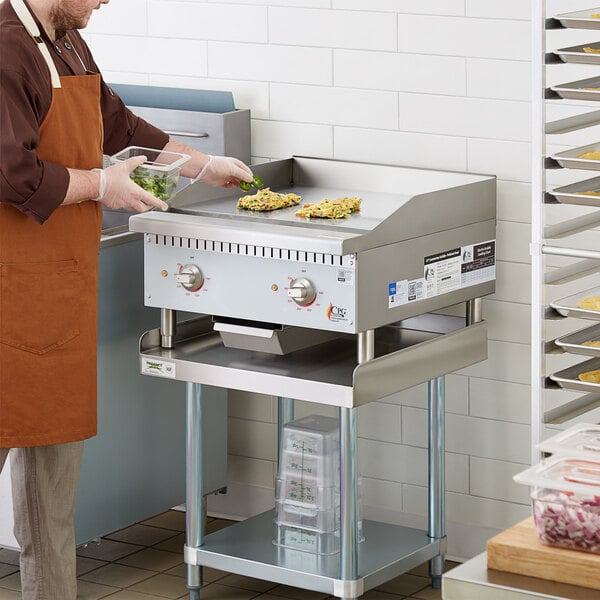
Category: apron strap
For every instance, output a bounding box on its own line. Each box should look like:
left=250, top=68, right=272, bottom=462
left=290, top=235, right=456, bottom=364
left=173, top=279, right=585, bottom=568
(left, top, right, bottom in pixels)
left=10, top=0, right=62, bottom=89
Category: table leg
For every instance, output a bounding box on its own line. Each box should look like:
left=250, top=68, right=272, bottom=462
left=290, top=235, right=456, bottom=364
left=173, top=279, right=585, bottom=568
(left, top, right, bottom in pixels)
left=428, top=376, right=446, bottom=589
left=186, top=382, right=204, bottom=600
left=339, top=406, right=359, bottom=600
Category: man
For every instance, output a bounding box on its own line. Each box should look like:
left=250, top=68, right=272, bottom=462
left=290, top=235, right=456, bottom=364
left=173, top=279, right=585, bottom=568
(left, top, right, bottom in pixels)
left=0, top=1, right=253, bottom=598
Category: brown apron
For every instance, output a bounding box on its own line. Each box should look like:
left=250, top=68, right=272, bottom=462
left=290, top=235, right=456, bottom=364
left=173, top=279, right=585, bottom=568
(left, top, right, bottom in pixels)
left=0, top=0, right=103, bottom=447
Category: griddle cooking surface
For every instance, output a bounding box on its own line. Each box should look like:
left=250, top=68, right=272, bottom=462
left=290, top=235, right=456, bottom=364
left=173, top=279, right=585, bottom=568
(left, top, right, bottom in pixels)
left=173, top=185, right=411, bottom=234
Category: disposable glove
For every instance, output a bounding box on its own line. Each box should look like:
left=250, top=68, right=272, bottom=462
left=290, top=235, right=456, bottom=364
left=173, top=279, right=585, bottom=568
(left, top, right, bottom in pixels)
left=93, top=156, right=169, bottom=212
left=195, top=155, right=253, bottom=188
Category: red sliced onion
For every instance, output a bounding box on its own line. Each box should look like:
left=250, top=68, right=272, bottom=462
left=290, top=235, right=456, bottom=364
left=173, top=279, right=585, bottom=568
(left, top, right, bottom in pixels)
left=533, top=491, right=600, bottom=553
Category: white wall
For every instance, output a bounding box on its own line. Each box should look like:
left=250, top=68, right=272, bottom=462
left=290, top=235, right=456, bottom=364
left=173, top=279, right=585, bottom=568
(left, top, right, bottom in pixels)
left=81, top=0, right=599, bottom=560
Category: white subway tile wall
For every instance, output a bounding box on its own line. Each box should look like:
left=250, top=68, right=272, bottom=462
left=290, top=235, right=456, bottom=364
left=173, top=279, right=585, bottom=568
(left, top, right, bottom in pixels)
left=81, top=0, right=591, bottom=558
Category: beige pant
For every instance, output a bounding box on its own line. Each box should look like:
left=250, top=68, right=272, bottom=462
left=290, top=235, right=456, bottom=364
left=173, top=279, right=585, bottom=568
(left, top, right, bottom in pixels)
left=0, top=442, right=83, bottom=600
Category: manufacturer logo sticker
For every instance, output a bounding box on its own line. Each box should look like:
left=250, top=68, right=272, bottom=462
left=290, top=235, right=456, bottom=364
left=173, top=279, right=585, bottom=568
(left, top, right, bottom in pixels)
left=326, top=303, right=348, bottom=322
left=142, top=357, right=176, bottom=378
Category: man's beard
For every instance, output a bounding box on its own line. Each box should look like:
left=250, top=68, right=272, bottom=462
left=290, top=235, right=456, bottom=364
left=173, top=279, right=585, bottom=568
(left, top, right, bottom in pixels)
left=48, top=2, right=89, bottom=33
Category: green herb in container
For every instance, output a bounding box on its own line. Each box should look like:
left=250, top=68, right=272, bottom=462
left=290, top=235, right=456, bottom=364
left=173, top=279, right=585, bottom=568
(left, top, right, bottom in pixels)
left=109, top=146, right=191, bottom=203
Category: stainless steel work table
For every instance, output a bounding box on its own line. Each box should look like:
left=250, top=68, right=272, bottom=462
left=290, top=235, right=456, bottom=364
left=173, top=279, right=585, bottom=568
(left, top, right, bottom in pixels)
left=139, top=312, right=488, bottom=600
left=442, top=553, right=599, bottom=600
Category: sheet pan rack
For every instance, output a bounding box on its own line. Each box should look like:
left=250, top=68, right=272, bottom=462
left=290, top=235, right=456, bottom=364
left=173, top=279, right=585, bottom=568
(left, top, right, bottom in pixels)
left=532, top=2, right=600, bottom=457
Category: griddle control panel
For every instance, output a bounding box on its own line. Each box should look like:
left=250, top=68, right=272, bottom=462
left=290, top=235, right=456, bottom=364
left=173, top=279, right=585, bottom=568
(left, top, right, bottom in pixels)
left=143, top=237, right=357, bottom=332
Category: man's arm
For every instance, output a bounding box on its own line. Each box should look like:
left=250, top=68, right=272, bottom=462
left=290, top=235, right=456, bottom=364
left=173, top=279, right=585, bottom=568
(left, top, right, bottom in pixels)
left=63, top=169, right=100, bottom=205
left=162, top=139, right=253, bottom=188
left=65, top=157, right=169, bottom=212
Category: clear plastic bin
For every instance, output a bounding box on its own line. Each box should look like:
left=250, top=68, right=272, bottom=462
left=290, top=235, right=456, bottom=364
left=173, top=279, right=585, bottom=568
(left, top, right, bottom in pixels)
left=274, top=523, right=341, bottom=555
left=279, top=449, right=339, bottom=486
left=275, top=500, right=339, bottom=532
left=275, top=477, right=339, bottom=508
left=109, top=146, right=190, bottom=203
left=537, top=423, right=600, bottom=457
left=280, top=414, right=339, bottom=457
left=514, top=454, right=600, bottom=554
left=273, top=522, right=364, bottom=555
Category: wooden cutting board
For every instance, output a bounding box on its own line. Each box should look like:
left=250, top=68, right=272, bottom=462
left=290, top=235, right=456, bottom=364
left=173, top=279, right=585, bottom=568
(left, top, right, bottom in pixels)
left=487, top=517, right=600, bottom=590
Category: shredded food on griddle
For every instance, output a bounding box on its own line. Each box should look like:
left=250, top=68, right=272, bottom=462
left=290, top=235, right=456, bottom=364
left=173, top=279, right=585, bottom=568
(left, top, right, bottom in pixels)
left=295, top=197, right=362, bottom=219
left=236, top=188, right=302, bottom=212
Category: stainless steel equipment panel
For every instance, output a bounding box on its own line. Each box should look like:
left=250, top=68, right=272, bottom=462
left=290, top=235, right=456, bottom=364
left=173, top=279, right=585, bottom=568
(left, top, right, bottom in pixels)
left=139, top=314, right=488, bottom=408
left=129, top=106, right=251, bottom=164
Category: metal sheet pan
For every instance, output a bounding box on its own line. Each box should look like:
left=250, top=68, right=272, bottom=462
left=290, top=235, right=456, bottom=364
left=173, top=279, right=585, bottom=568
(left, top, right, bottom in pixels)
left=550, top=76, right=600, bottom=101
left=554, top=42, right=600, bottom=65
left=551, top=142, right=600, bottom=170
left=550, top=286, right=600, bottom=320
left=549, top=357, right=600, bottom=393
left=555, top=8, right=600, bottom=30
left=555, top=323, right=600, bottom=357
left=549, top=176, right=600, bottom=206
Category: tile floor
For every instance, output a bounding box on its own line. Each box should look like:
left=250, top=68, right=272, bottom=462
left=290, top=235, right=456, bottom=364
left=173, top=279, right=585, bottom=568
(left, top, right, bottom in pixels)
left=0, top=511, right=457, bottom=599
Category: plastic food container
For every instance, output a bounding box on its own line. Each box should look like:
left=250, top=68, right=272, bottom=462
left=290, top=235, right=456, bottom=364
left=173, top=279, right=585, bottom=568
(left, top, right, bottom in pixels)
left=275, top=500, right=340, bottom=532
left=275, top=477, right=339, bottom=509
left=538, top=423, right=600, bottom=457
left=273, top=522, right=364, bottom=555
left=514, top=455, right=600, bottom=553
left=281, top=414, right=339, bottom=456
left=280, top=449, right=339, bottom=486
left=274, top=523, right=342, bottom=555
left=109, top=146, right=190, bottom=202
left=278, top=414, right=340, bottom=487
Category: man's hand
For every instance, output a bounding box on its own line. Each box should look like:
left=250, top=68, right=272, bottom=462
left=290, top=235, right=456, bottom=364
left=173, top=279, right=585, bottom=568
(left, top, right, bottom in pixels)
left=94, top=156, right=169, bottom=212
left=195, top=155, right=253, bottom=188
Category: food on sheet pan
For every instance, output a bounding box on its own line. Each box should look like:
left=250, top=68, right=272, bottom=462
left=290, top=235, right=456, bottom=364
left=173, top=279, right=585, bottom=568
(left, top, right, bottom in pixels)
left=579, top=190, right=600, bottom=196
left=583, top=46, right=600, bottom=54
left=578, top=150, right=600, bottom=160
left=295, top=197, right=362, bottom=219
left=582, top=341, right=600, bottom=347
left=578, top=369, right=600, bottom=383
left=577, top=296, right=600, bottom=311
left=236, top=188, right=302, bottom=211
left=592, top=14, right=600, bottom=18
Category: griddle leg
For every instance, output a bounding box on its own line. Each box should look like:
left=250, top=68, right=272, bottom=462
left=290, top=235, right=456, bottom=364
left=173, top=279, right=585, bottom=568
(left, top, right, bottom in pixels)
left=428, top=377, right=446, bottom=589
left=186, top=383, right=204, bottom=598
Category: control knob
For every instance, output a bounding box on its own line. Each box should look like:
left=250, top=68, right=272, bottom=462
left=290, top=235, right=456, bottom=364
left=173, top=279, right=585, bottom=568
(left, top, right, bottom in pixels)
left=288, top=277, right=316, bottom=306
left=176, top=264, right=203, bottom=292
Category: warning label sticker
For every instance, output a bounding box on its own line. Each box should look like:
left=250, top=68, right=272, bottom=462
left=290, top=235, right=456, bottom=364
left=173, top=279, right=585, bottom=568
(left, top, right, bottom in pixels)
left=388, top=240, right=495, bottom=308
left=336, top=268, right=354, bottom=285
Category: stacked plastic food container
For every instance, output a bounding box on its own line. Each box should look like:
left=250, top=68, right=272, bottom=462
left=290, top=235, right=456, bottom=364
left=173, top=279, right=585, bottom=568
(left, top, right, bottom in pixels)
left=273, top=414, right=363, bottom=555
left=514, top=423, right=600, bottom=554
